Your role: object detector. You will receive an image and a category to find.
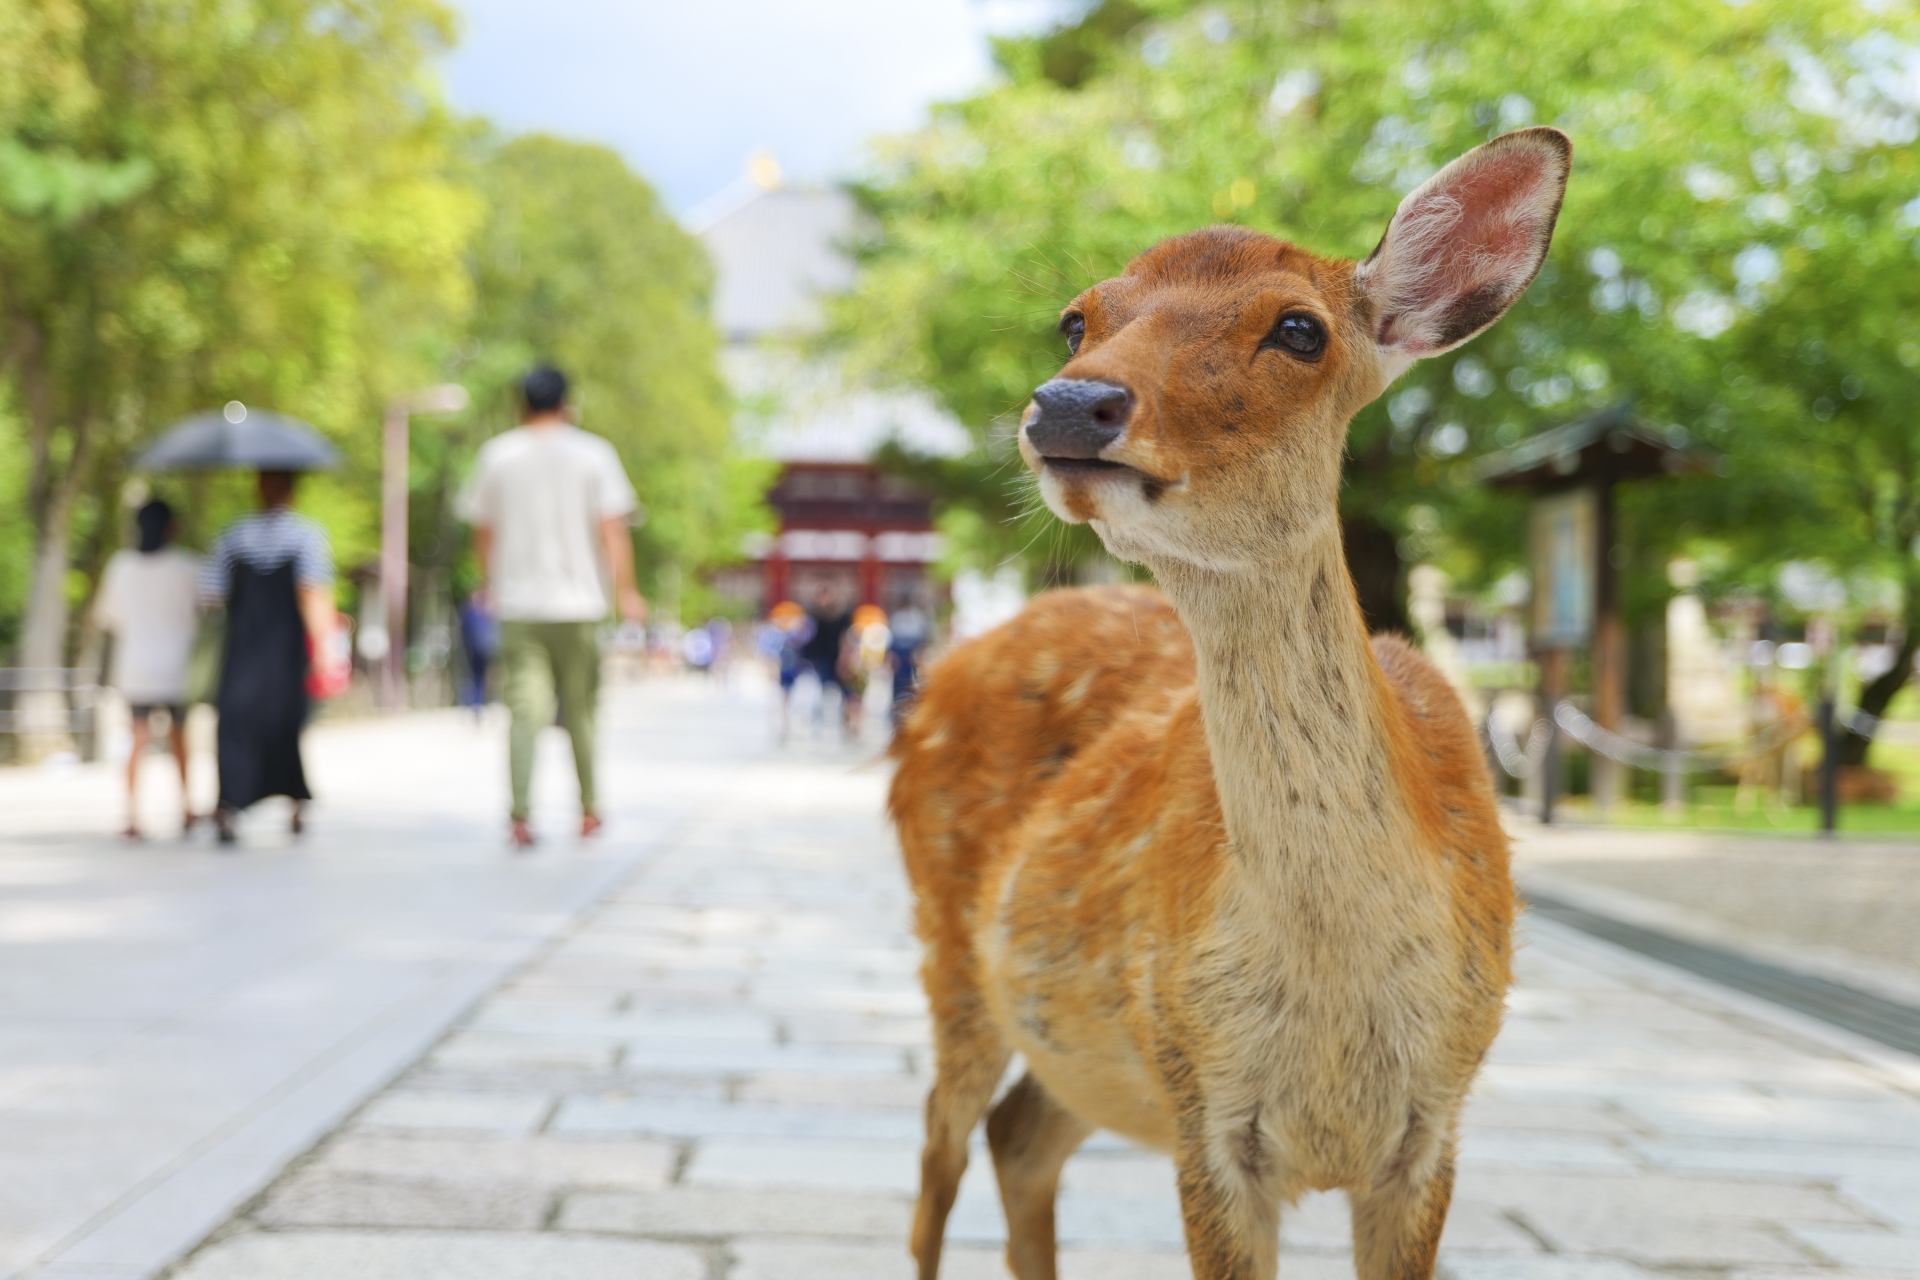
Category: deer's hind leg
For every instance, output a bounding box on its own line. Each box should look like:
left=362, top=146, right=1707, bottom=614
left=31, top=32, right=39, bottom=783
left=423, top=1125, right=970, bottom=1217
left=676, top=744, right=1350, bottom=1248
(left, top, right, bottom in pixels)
left=987, top=1071, right=1093, bottom=1280
left=912, top=982, right=1010, bottom=1280
left=1349, top=1125, right=1456, bottom=1280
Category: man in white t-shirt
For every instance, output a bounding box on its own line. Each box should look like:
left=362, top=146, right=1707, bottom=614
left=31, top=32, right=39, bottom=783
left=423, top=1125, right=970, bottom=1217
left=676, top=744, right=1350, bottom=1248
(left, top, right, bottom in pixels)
left=457, top=365, right=646, bottom=848
left=95, top=499, right=202, bottom=838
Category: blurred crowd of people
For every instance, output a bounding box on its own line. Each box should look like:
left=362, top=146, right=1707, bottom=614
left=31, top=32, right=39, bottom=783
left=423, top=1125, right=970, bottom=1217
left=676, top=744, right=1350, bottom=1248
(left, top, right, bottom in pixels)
left=756, top=584, right=929, bottom=741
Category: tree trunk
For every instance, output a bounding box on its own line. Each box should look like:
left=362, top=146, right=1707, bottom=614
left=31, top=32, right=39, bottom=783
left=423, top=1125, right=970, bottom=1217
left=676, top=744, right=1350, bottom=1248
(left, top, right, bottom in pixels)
left=1840, top=562, right=1920, bottom=768
left=17, top=513, right=78, bottom=759
left=13, top=323, right=90, bottom=759
left=1341, top=515, right=1410, bottom=635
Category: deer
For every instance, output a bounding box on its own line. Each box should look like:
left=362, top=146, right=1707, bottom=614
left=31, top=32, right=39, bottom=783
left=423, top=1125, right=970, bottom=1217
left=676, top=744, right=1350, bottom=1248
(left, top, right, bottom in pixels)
left=889, top=127, right=1570, bottom=1280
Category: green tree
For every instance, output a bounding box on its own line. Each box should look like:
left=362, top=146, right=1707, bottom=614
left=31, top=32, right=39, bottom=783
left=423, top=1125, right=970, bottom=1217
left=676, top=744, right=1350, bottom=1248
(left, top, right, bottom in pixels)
left=831, top=0, right=1916, bottom=652
left=454, top=134, right=770, bottom=617
left=1700, top=126, right=1920, bottom=761
left=0, top=0, right=477, bottom=692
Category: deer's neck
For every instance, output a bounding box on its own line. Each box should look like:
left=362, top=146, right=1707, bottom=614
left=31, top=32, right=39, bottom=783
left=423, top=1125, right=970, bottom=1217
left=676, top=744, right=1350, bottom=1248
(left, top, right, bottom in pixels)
left=1155, top=518, right=1412, bottom=885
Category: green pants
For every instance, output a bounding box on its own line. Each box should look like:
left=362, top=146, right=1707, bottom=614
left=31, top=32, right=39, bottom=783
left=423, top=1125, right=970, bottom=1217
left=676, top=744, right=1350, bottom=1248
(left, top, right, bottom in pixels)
left=502, top=620, right=601, bottom=821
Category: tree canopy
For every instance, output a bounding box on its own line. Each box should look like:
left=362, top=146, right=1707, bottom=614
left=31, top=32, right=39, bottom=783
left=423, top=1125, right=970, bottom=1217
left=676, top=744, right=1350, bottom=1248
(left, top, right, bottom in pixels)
left=830, top=0, right=1920, bottom=738
left=0, top=0, right=478, bottom=673
left=0, top=2, right=766, bottom=692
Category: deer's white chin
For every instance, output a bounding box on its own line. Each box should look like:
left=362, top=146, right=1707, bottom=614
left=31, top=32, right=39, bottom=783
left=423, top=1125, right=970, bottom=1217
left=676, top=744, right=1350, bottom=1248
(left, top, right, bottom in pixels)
left=1037, top=463, right=1182, bottom=527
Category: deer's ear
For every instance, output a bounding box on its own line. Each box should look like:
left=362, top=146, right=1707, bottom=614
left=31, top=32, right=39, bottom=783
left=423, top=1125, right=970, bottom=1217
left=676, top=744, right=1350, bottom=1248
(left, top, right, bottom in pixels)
left=1355, top=126, right=1570, bottom=367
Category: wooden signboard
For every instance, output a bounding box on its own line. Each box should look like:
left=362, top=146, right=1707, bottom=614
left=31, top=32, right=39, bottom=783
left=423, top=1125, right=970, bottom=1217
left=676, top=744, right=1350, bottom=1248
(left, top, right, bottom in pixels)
left=1529, top=486, right=1596, bottom=651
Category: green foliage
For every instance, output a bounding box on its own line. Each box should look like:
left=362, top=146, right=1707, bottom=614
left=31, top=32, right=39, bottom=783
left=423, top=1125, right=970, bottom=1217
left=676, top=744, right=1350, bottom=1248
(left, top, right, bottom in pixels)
left=453, top=134, right=771, bottom=614
left=993, top=0, right=1162, bottom=90
left=0, top=6, right=766, bottom=663
left=831, top=0, right=1919, bottom=613
left=0, top=0, right=479, bottom=666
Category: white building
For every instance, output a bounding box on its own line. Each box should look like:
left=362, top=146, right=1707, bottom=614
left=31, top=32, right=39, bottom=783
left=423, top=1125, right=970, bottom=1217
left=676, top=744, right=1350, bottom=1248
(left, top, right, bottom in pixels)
left=693, top=162, right=968, bottom=613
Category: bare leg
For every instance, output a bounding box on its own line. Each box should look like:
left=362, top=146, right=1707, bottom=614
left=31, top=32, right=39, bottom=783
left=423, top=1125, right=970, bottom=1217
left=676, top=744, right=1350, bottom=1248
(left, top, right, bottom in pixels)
left=125, top=717, right=151, bottom=838
left=168, top=719, right=193, bottom=830
left=986, top=1073, right=1093, bottom=1280
left=1350, top=1132, right=1455, bottom=1280
left=912, top=998, right=1010, bottom=1280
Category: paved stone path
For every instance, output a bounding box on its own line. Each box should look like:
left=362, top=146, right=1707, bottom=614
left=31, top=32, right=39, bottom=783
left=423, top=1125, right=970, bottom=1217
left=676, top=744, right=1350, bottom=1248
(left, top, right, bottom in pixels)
left=1511, top=824, right=1920, bottom=1004
left=143, top=682, right=1920, bottom=1280
left=0, top=680, right=759, bottom=1280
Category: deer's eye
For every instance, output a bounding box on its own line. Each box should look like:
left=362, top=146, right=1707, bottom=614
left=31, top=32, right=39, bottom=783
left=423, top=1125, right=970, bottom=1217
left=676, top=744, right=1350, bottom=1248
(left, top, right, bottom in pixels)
left=1060, top=312, right=1085, bottom=356
left=1262, top=312, right=1326, bottom=360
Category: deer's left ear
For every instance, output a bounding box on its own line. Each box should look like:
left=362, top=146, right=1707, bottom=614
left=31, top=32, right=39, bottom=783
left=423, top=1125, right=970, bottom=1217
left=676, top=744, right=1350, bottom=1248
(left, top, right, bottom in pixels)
left=1355, top=126, right=1571, bottom=370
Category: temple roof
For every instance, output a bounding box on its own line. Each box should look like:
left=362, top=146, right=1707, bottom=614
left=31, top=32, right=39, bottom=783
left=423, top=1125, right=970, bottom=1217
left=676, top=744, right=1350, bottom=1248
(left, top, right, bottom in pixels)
left=1475, top=403, right=1721, bottom=491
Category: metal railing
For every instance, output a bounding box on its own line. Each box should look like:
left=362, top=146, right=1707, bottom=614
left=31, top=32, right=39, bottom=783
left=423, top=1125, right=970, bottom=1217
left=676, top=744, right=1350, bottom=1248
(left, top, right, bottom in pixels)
left=1483, top=700, right=1851, bottom=782
left=1484, top=696, right=1881, bottom=833
left=0, top=669, right=102, bottom=750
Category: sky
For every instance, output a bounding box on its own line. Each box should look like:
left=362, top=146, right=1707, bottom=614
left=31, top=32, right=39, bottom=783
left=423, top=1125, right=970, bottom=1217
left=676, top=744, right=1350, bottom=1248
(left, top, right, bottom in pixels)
left=438, top=0, right=1071, bottom=217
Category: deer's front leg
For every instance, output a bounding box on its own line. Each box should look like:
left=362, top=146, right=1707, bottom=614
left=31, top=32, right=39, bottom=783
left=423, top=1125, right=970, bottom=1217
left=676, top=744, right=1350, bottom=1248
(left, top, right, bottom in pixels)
left=1349, top=1126, right=1455, bottom=1280
left=1170, top=1115, right=1281, bottom=1280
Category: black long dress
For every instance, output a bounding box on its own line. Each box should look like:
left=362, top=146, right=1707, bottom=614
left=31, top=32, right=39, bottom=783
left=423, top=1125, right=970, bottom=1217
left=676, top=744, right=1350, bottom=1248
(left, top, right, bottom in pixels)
left=216, top=559, right=311, bottom=811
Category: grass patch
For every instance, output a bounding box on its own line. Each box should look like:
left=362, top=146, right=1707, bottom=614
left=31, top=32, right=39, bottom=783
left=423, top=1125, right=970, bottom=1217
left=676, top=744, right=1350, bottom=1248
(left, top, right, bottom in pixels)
left=1588, top=790, right=1920, bottom=835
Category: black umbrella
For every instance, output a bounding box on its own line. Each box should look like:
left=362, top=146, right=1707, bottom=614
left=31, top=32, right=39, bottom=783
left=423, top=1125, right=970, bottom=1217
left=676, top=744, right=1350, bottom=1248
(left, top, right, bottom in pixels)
left=137, top=402, right=341, bottom=472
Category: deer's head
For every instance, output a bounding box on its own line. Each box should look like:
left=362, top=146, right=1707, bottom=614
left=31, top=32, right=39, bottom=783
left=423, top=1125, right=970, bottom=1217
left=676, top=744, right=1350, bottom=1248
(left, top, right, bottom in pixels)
left=1021, top=127, right=1570, bottom=572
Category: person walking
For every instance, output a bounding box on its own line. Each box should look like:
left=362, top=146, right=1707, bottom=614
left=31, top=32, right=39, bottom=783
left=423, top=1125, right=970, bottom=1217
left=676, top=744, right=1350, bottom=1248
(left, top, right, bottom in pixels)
left=457, top=365, right=645, bottom=849
left=200, top=470, right=340, bottom=846
left=457, top=590, right=498, bottom=714
left=885, top=603, right=930, bottom=726
left=95, top=500, right=202, bottom=839
left=800, top=582, right=854, bottom=737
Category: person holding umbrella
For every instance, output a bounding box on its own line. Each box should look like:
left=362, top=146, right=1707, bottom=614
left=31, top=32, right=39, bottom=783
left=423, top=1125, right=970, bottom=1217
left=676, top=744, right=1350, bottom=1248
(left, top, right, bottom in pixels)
left=141, top=401, right=345, bottom=846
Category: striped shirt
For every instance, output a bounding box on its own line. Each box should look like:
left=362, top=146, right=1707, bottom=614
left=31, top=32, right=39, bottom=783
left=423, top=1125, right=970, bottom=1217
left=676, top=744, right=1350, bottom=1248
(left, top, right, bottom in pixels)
left=200, top=508, right=334, bottom=606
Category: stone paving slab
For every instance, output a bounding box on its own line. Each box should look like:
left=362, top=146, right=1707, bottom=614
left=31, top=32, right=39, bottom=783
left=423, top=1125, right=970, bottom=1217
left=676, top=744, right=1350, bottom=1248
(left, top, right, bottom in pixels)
left=173, top=1230, right=708, bottom=1279
left=89, top=679, right=1920, bottom=1278
left=1511, top=824, right=1920, bottom=996
left=0, top=682, right=776, bottom=1280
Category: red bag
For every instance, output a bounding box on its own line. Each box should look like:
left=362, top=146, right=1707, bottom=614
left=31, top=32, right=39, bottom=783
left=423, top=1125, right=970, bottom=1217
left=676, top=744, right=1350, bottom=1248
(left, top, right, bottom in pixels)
left=306, top=619, right=352, bottom=700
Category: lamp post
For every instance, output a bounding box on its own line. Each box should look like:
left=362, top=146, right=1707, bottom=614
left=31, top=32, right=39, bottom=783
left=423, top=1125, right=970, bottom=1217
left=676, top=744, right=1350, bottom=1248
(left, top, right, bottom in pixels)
left=380, top=384, right=470, bottom=710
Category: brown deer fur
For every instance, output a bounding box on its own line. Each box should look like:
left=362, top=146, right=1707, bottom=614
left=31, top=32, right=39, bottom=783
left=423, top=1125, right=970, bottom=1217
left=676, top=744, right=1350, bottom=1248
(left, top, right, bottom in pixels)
left=890, top=128, right=1571, bottom=1280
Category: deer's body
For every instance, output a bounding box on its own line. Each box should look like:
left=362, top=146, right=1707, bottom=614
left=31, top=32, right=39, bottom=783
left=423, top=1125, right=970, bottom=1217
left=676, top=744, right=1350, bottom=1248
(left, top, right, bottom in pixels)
left=897, top=584, right=1509, bottom=1165
left=891, top=129, right=1570, bottom=1280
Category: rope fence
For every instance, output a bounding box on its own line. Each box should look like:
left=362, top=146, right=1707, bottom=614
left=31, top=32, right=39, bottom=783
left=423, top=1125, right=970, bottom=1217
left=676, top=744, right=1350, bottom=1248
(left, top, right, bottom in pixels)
left=1483, top=698, right=1883, bottom=782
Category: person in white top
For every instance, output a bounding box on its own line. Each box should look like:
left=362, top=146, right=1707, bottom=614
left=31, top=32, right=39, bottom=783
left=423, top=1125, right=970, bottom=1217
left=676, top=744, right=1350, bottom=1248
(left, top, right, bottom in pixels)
left=457, top=365, right=646, bottom=848
left=94, top=500, right=202, bottom=839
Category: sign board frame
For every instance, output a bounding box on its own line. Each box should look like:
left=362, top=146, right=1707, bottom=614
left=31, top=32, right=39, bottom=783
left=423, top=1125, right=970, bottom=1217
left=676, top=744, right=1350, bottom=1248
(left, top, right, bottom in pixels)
left=1529, top=486, right=1596, bottom=650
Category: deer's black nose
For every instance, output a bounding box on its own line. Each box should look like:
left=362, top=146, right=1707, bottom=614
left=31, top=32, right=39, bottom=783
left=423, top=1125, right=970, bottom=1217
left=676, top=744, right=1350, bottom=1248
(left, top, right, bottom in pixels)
left=1027, top=379, right=1133, bottom=459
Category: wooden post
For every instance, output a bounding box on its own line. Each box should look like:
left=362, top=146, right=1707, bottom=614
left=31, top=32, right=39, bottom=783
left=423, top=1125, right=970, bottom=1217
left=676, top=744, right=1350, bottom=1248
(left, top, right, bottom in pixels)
left=1591, top=478, right=1623, bottom=812
left=1657, top=707, right=1684, bottom=816
left=1537, top=647, right=1566, bottom=824
left=767, top=549, right=789, bottom=611
left=1818, top=696, right=1839, bottom=836
left=860, top=544, right=882, bottom=607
